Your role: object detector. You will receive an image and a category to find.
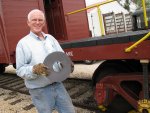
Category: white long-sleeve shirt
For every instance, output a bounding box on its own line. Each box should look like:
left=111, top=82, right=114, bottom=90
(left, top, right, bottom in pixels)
left=16, top=31, right=64, bottom=89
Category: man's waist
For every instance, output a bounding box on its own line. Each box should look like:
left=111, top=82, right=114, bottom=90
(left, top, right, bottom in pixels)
left=50, top=82, right=58, bottom=85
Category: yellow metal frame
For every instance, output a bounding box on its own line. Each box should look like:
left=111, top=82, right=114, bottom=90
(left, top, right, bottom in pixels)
left=138, top=99, right=150, bottom=113
left=125, top=32, right=150, bottom=52
left=97, top=6, right=105, bottom=36
left=66, top=0, right=114, bottom=36
left=142, top=0, right=148, bottom=28
left=66, top=0, right=114, bottom=15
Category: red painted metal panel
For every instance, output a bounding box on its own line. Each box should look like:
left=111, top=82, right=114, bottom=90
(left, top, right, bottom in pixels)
left=0, top=0, right=10, bottom=64
left=62, top=0, right=90, bottom=41
left=0, top=15, right=9, bottom=63
left=64, top=40, right=150, bottom=61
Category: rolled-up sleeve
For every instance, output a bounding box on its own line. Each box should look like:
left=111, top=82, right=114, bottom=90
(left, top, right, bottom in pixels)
left=16, top=42, right=38, bottom=80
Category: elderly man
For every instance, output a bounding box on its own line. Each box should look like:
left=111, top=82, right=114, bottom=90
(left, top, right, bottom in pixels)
left=16, top=9, right=75, bottom=113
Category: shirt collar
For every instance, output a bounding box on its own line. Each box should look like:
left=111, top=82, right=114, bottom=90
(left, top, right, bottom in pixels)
left=29, top=31, right=47, bottom=40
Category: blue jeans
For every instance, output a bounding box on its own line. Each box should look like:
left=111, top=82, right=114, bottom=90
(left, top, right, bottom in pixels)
left=29, top=82, right=75, bottom=113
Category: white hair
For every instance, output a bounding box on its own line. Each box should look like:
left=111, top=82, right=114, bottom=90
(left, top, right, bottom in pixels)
left=27, top=9, right=45, bottom=21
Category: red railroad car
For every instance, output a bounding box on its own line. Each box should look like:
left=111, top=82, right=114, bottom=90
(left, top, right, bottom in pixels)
left=63, top=7, right=150, bottom=113
left=1, top=0, right=150, bottom=113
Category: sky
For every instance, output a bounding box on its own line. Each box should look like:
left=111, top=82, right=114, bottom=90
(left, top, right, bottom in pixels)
left=85, top=0, right=104, bottom=6
left=85, top=0, right=136, bottom=12
left=85, top=0, right=129, bottom=14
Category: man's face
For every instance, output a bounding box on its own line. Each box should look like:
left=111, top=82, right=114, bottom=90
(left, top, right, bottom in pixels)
left=27, top=12, right=45, bottom=35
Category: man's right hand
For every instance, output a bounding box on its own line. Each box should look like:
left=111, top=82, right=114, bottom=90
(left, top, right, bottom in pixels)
left=33, top=63, right=49, bottom=76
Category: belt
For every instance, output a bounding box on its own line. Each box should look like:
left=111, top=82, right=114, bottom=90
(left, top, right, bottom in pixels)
left=50, top=82, right=58, bottom=85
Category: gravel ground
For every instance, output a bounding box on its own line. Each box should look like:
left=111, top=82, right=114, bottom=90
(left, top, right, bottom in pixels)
left=0, top=61, right=102, bottom=113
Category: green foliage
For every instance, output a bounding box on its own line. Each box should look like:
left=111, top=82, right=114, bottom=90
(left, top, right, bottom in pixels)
left=134, top=0, right=150, bottom=10
left=124, top=0, right=130, bottom=11
left=118, top=0, right=150, bottom=11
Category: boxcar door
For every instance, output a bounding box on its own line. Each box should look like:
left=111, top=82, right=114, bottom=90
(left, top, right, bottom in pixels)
left=44, top=0, right=66, bottom=40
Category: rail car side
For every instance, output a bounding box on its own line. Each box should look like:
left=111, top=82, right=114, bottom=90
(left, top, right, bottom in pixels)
left=62, top=7, right=150, bottom=113
left=62, top=26, right=150, bottom=113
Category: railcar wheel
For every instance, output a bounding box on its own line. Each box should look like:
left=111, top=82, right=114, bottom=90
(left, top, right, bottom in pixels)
left=94, top=61, right=131, bottom=84
left=0, top=64, right=5, bottom=74
left=94, top=61, right=134, bottom=113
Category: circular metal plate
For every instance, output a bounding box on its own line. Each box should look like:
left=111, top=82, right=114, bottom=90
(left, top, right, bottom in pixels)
left=43, top=52, right=72, bottom=83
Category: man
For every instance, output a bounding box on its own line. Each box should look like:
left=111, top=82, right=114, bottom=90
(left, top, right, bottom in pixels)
left=16, top=9, right=75, bottom=113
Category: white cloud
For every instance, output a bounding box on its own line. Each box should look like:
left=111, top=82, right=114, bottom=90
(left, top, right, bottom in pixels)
left=85, top=0, right=128, bottom=14
left=85, top=0, right=104, bottom=6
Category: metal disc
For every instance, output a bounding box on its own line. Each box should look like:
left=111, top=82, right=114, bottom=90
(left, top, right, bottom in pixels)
left=43, top=51, right=72, bottom=83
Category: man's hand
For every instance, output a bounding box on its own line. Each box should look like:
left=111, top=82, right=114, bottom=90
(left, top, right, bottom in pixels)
left=33, top=63, right=49, bottom=76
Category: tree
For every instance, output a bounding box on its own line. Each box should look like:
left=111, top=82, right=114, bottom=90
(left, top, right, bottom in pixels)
left=124, top=0, right=130, bottom=11
left=133, top=0, right=150, bottom=10
left=118, top=0, right=150, bottom=12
